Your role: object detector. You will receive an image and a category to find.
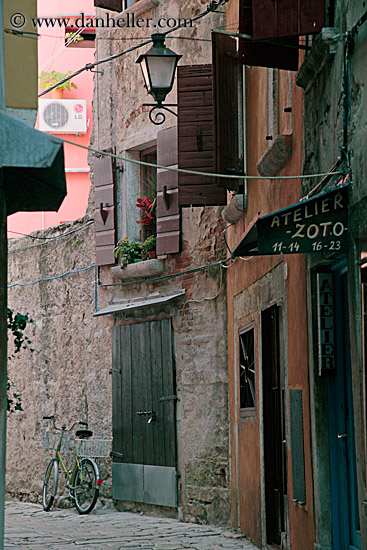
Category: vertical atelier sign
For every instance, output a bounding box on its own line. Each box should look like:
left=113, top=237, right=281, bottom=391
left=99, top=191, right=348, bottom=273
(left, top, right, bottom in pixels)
left=317, top=273, right=336, bottom=375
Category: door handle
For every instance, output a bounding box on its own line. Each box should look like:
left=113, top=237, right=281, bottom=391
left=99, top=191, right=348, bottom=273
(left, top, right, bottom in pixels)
left=337, top=433, right=348, bottom=439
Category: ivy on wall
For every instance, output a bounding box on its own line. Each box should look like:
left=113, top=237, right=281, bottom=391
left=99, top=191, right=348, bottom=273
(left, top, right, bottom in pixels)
left=7, top=309, right=34, bottom=414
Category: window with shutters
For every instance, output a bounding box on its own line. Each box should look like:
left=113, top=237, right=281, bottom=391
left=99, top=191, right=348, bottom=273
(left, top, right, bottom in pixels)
left=94, top=152, right=118, bottom=267
left=94, top=0, right=123, bottom=11
left=177, top=65, right=226, bottom=206
left=212, top=32, right=240, bottom=192
left=239, top=0, right=299, bottom=71
left=239, top=326, right=256, bottom=416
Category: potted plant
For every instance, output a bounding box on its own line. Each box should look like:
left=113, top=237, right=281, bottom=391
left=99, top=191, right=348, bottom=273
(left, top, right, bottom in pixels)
left=39, top=70, right=78, bottom=99
left=136, top=196, right=156, bottom=235
left=114, top=238, right=143, bottom=267
left=142, top=235, right=157, bottom=260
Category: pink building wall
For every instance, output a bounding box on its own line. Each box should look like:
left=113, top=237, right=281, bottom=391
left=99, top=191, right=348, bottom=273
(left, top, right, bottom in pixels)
left=7, top=0, right=95, bottom=237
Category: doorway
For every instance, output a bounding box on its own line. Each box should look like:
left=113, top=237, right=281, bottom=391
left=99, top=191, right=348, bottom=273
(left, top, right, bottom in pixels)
left=111, top=319, right=178, bottom=508
left=326, top=269, right=360, bottom=550
left=262, top=305, right=289, bottom=549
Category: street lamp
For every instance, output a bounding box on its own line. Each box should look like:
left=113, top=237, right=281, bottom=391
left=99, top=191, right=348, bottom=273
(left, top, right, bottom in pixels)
left=136, top=33, right=181, bottom=125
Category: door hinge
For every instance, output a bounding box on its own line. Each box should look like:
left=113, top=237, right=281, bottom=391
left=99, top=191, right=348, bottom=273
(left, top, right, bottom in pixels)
left=159, top=395, right=179, bottom=402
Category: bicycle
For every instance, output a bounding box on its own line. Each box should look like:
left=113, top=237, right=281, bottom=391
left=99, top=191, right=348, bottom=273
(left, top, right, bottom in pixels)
left=42, top=415, right=103, bottom=514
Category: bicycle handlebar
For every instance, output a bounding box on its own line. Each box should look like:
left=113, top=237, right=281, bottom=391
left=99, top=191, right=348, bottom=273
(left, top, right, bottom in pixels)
left=42, top=416, right=88, bottom=432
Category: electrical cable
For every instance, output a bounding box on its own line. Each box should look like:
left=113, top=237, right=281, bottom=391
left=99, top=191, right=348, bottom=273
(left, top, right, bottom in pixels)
left=9, top=221, right=94, bottom=254
left=60, top=137, right=340, bottom=181
left=38, top=0, right=228, bottom=97
left=98, top=258, right=231, bottom=288
left=8, top=220, right=94, bottom=242
left=7, top=265, right=96, bottom=289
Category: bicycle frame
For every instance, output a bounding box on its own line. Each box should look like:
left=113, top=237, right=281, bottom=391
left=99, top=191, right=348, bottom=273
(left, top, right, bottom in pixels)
left=54, top=446, right=81, bottom=493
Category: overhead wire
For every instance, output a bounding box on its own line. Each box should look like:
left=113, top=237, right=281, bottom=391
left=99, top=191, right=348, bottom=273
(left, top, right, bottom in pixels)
left=60, top=137, right=340, bottom=181
left=38, top=0, right=228, bottom=97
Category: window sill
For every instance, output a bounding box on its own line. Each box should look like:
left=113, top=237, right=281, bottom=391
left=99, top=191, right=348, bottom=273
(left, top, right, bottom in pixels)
left=111, top=258, right=164, bottom=281
left=296, top=28, right=338, bottom=92
left=116, top=0, right=160, bottom=19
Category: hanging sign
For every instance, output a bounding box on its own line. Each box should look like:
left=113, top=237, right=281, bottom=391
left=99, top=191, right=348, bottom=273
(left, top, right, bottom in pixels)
left=257, top=185, right=348, bottom=255
left=317, top=273, right=336, bottom=376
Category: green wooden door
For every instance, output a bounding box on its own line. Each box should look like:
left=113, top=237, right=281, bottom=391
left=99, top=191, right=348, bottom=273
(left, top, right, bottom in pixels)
left=111, top=319, right=178, bottom=507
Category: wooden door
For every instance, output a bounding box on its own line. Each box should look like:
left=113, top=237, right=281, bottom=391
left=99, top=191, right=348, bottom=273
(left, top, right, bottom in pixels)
left=262, top=305, right=288, bottom=549
left=111, top=319, right=178, bottom=507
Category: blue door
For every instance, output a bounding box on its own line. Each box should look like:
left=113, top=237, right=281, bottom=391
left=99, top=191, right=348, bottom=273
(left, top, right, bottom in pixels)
left=327, top=268, right=360, bottom=550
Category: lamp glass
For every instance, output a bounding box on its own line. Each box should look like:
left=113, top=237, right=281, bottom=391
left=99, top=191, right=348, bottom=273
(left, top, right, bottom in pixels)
left=147, top=56, right=177, bottom=92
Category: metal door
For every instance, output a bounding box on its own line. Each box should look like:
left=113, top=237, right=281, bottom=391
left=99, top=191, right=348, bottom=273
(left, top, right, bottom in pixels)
left=111, top=319, right=177, bottom=507
left=262, top=305, right=289, bottom=549
left=327, top=269, right=361, bottom=550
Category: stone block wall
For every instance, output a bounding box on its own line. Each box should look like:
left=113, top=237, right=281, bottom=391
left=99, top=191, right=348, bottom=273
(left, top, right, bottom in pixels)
left=6, top=218, right=113, bottom=506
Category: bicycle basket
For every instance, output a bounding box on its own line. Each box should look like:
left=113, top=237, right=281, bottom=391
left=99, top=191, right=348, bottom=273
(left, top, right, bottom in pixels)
left=42, top=431, right=74, bottom=453
left=75, top=437, right=112, bottom=458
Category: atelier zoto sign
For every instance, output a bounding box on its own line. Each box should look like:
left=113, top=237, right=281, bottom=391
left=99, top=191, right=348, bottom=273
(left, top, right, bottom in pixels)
left=257, top=185, right=349, bottom=254
left=317, top=273, right=336, bottom=375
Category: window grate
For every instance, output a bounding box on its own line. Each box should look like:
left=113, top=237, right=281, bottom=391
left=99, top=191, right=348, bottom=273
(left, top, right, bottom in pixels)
left=239, top=328, right=256, bottom=411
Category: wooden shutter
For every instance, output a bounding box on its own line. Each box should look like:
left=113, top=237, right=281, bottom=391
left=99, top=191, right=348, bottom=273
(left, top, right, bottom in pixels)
left=156, top=126, right=180, bottom=255
left=252, top=0, right=326, bottom=41
left=213, top=33, right=239, bottom=192
left=239, top=0, right=299, bottom=70
left=94, top=0, right=122, bottom=11
left=177, top=65, right=226, bottom=206
left=94, top=152, right=117, bottom=266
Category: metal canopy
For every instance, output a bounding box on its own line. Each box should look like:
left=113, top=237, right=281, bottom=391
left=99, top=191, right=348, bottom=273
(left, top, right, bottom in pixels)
left=94, top=290, right=186, bottom=317
left=0, top=110, right=66, bottom=215
left=233, top=183, right=349, bottom=257
left=232, top=214, right=260, bottom=257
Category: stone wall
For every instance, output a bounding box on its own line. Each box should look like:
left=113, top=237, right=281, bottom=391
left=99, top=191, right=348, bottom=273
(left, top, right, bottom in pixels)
left=90, top=0, right=230, bottom=525
left=6, top=217, right=113, bottom=507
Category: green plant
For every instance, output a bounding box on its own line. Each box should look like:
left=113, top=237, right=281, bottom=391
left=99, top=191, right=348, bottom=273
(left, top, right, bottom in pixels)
left=39, top=70, right=78, bottom=92
left=7, top=309, right=34, bottom=414
left=142, top=235, right=156, bottom=253
left=65, top=31, right=84, bottom=44
left=114, top=238, right=143, bottom=267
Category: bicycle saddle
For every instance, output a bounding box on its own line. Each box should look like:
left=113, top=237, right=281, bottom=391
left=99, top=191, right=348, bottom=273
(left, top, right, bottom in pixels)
left=75, top=429, right=93, bottom=439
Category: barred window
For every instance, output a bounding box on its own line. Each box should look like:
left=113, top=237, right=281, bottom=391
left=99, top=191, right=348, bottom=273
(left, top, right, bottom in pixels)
left=239, top=327, right=256, bottom=414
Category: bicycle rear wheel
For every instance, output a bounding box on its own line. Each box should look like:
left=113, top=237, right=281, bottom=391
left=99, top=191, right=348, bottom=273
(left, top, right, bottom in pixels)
left=72, top=458, right=99, bottom=514
left=42, top=458, right=59, bottom=511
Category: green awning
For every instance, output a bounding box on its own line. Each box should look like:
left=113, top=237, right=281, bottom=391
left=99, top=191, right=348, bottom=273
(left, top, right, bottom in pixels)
left=0, top=110, right=66, bottom=216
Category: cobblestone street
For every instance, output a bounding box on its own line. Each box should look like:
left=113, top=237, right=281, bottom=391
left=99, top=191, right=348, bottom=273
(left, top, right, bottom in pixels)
left=4, top=501, right=259, bottom=550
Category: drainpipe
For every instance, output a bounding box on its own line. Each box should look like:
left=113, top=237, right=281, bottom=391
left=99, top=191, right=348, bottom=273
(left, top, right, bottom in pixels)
left=0, top=0, right=7, bottom=548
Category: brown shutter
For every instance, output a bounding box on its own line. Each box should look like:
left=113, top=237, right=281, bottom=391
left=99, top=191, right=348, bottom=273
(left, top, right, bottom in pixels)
left=94, top=0, right=122, bottom=11
left=239, top=0, right=299, bottom=70
left=94, top=152, right=117, bottom=266
left=252, top=0, right=326, bottom=40
left=177, top=65, right=226, bottom=207
left=213, top=33, right=239, bottom=192
left=156, top=126, right=180, bottom=255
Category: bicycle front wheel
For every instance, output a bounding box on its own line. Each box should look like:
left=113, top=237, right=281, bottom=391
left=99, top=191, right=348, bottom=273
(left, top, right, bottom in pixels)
left=72, top=458, right=99, bottom=514
left=42, top=458, right=59, bottom=511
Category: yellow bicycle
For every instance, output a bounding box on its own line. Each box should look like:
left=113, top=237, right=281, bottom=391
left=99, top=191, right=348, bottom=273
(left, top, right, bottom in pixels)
left=42, top=415, right=103, bottom=514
